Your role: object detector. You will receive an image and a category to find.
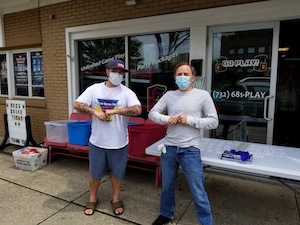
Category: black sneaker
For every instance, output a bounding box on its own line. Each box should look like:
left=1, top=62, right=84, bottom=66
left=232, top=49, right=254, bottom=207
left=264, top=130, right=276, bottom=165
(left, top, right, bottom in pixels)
left=152, top=215, right=174, bottom=225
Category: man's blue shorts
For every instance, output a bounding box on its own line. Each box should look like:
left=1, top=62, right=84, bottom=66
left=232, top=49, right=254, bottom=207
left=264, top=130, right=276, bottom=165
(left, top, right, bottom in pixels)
left=88, top=142, right=128, bottom=179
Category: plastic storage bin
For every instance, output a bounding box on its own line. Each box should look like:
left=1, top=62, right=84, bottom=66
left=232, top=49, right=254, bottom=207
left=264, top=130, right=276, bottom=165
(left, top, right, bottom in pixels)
left=128, top=123, right=167, bottom=157
left=12, top=147, right=48, bottom=172
left=44, top=120, right=71, bottom=143
left=67, top=121, right=92, bottom=146
left=128, top=121, right=139, bottom=125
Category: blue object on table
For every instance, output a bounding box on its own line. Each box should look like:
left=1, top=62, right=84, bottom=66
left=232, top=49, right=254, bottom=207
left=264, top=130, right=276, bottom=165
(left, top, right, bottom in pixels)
left=230, top=149, right=251, bottom=161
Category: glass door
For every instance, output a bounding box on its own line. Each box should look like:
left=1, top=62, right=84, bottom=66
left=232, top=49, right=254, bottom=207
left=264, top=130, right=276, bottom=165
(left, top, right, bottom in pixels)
left=273, top=19, right=300, bottom=148
left=208, top=23, right=279, bottom=144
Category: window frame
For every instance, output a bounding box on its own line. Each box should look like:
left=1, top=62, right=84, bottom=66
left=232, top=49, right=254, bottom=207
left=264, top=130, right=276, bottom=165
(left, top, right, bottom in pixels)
left=9, top=48, right=44, bottom=99
left=0, top=52, right=8, bottom=96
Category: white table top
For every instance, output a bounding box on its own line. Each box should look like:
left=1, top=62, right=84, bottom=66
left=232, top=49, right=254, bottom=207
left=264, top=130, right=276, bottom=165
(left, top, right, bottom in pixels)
left=145, top=137, right=300, bottom=181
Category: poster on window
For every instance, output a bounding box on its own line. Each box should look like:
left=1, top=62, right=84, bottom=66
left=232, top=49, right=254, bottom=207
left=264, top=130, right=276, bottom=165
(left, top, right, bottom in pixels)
left=6, top=100, right=27, bottom=146
left=31, top=51, right=44, bottom=96
left=13, top=53, right=28, bottom=96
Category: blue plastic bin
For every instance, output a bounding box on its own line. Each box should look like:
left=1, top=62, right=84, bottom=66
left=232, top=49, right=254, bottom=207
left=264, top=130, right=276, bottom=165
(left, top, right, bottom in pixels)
left=67, top=121, right=92, bottom=146
left=128, top=121, right=139, bottom=125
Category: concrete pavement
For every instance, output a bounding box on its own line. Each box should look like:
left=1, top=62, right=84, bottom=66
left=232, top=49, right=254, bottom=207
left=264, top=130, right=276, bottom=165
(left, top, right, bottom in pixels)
left=0, top=144, right=299, bottom=225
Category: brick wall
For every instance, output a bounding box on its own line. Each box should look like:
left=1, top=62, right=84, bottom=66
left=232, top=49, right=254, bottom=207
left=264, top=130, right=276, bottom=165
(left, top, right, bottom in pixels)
left=4, top=9, right=42, bottom=47
left=0, top=0, right=265, bottom=143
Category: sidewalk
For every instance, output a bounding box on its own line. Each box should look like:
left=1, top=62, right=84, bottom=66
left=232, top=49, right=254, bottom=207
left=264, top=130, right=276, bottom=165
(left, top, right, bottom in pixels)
left=0, top=144, right=299, bottom=225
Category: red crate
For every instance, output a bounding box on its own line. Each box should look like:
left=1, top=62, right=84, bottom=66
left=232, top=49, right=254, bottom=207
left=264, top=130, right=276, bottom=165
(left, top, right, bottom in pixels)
left=128, top=123, right=167, bottom=157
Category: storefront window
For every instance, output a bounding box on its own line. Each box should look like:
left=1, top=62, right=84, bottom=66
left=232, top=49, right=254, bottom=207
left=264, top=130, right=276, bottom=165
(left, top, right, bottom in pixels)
left=0, top=54, right=8, bottom=95
left=78, top=37, right=125, bottom=93
left=13, top=50, right=44, bottom=97
left=77, top=31, right=189, bottom=117
left=129, top=30, right=190, bottom=115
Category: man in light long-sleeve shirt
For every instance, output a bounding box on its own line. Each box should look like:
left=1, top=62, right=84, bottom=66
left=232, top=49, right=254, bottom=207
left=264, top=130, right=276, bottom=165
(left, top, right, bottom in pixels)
left=149, top=62, right=218, bottom=225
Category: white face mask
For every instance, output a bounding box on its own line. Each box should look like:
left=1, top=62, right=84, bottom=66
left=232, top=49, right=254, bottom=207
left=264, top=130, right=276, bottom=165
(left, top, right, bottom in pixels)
left=109, top=72, right=123, bottom=86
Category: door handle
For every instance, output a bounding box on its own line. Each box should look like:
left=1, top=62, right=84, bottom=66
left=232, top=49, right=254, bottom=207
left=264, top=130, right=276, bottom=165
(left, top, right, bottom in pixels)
left=264, top=95, right=274, bottom=121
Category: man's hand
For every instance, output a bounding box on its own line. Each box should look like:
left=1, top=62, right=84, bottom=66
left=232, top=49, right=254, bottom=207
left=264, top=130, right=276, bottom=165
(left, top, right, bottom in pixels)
left=94, top=110, right=108, bottom=121
left=168, top=116, right=178, bottom=125
left=168, top=115, right=187, bottom=125
left=176, top=115, right=187, bottom=124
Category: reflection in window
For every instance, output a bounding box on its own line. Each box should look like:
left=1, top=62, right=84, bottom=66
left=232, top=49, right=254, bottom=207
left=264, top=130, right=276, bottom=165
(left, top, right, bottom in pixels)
left=129, top=30, right=190, bottom=115
left=258, top=46, right=266, bottom=53
left=78, top=37, right=125, bottom=93
left=247, top=47, right=255, bottom=53
left=228, top=48, right=235, bottom=60
left=237, top=48, right=244, bottom=59
left=212, top=29, right=272, bottom=90
left=229, top=49, right=235, bottom=54
left=0, top=54, right=8, bottom=95
left=247, top=47, right=255, bottom=59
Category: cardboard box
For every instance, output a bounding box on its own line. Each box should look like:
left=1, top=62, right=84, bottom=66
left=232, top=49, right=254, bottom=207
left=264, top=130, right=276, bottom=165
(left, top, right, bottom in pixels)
left=12, top=147, right=48, bottom=171
left=44, top=120, right=70, bottom=143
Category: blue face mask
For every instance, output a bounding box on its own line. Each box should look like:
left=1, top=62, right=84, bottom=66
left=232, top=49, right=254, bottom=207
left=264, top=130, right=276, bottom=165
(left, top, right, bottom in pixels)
left=175, top=75, right=190, bottom=90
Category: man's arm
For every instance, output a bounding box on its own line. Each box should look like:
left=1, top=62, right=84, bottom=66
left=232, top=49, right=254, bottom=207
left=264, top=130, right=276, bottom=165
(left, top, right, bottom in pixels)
left=74, top=101, right=96, bottom=115
left=74, top=101, right=109, bottom=121
left=106, top=105, right=142, bottom=117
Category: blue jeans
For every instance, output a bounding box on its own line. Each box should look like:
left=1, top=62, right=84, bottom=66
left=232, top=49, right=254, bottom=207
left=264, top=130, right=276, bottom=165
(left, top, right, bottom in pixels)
left=160, top=146, right=213, bottom=225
